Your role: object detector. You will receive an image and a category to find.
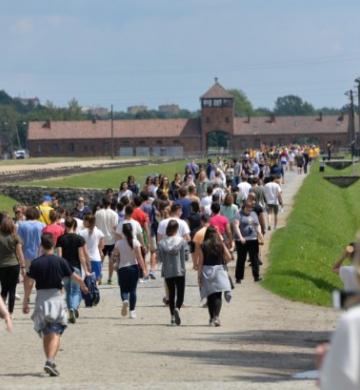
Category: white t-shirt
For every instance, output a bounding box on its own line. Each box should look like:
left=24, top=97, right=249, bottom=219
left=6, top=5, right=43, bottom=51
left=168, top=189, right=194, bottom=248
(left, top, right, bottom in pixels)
left=115, top=238, right=140, bottom=269
left=117, top=189, right=133, bottom=202
left=116, top=219, right=143, bottom=241
left=320, top=305, right=360, bottom=390
left=95, top=208, right=119, bottom=245
left=339, top=266, right=360, bottom=292
left=237, top=182, right=251, bottom=200
left=264, top=182, right=282, bottom=205
left=80, top=226, right=104, bottom=262
left=200, top=196, right=212, bottom=216
left=157, top=217, right=190, bottom=239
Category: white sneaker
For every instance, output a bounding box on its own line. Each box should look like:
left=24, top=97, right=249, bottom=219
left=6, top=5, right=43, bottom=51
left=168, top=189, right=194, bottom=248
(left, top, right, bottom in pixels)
left=129, top=310, right=136, bottom=319
left=121, top=300, right=129, bottom=317
left=15, top=294, right=21, bottom=301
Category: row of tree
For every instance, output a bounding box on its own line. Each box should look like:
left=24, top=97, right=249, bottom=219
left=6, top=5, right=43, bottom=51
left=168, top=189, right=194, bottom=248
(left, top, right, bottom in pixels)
left=0, top=88, right=346, bottom=152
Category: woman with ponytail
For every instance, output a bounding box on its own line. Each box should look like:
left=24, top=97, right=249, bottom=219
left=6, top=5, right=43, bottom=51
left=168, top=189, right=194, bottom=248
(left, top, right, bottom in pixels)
left=112, top=223, right=147, bottom=319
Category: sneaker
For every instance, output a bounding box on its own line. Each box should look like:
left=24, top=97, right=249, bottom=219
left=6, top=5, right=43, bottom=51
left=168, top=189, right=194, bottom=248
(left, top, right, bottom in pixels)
left=224, top=291, right=232, bottom=303
left=213, top=317, right=221, bottom=327
left=15, top=294, right=21, bottom=301
left=254, top=277, right=262, bottom=282
left=149, top=271, right=156, bottom=280
left=236, top=279, right=241, bottom=284
left=267, top=226, right=271, bottom=231
left=107, top=279, right=112, bottom=285
left=209, top=318, right=214, bottom=326
left=129, top=310, right=136, bottom=319
left=174, top=308, right=181, bottom=326
left=68, top=309, right=76, bottom=324
left=75, top=309, right=79, bottom=319
left=139, top=278, right=145, bottom=284
left=44, top=361, right=60, bottom=377
left=121, top=300, right=129, bottom=317
left=170, top=316, right=176, bottom=325
left=163, top=297, right=169, bottom=306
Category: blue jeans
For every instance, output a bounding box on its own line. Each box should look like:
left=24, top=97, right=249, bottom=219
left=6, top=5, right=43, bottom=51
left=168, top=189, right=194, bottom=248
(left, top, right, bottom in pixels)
left=117, top=265, right=139, bottom=311
left=63, top=267, right=82, bottom=310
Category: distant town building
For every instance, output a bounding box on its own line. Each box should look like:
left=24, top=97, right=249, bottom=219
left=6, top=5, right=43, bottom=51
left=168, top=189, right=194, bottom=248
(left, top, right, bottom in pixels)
left=158, top=104, right=180, bottom=115
left=127, top=105, right=148, bottom=115
left=82, top=106, right=109, bottom=118
left=15, top=97, right=40, bottom=107
left=28, top=79, right=351, bottom=158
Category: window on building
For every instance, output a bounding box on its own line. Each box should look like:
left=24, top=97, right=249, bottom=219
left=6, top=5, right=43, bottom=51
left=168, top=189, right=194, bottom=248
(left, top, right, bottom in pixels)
left=37, top=144, right=42, bottom=153
left=68, top=143, right=75, bottom=152
left=173, top=140, right=181, bottom=145
left=139, top=140, right=146, bottom=145
left=202, top=99, right=212, bottom=108
left=156, top=140, right=162, bottom=145
left=223, top=99, right=233, bottom=107
left=52, top=143, right=59, bottom=153
left=225, top=117, right=230, bottom=123
left=213, top=99, right=223, bottom=107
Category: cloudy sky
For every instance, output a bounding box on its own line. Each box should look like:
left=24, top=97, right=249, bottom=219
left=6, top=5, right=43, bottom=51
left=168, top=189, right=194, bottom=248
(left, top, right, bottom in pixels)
left=1, top=0, right=360, bottom=111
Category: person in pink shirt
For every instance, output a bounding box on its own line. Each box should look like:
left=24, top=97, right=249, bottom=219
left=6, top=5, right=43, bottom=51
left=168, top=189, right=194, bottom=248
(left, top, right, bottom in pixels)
left=209, top=203, right=232, bottom=248
left=42, top=210, right=64, bottom=248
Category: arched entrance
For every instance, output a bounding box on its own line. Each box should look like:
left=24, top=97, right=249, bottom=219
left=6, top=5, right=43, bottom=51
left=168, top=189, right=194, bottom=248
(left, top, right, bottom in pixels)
left=207, top=131, right=231, bottom=155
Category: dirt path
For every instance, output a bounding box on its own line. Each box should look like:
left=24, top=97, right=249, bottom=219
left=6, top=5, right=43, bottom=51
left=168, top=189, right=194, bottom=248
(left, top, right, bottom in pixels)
left=0, top=169, right=339, bottom=389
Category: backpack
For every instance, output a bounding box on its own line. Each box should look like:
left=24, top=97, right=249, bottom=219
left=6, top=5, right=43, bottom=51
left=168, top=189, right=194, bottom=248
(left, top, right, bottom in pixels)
left=81, top=274, right=100, bottom=307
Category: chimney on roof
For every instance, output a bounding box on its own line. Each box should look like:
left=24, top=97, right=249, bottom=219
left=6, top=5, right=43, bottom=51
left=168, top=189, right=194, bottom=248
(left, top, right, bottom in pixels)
left=267, top=113, right=275, bottom=123
left=244, top=114, right=251, bottom=123
left=317, top=112, right=323, bottom=121
left=42, top=120, right=51, bottom=129
left=337, top=112, right=344, bottom=122
left=92, top=117, right=97, bottom=124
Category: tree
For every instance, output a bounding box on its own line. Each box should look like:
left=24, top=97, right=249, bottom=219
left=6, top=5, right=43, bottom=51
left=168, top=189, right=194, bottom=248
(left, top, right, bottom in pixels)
left=66, top=98, right=83, bottom=120
left=0, top=105, right=19, bottom=151
left=274, top=95, right=315, bottom=116
left=227, top=89, right=253, bottom=117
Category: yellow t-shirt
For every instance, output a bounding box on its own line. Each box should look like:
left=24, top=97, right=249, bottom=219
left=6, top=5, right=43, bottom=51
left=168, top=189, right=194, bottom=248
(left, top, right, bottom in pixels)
left=38, top=204, right=53, bottom=225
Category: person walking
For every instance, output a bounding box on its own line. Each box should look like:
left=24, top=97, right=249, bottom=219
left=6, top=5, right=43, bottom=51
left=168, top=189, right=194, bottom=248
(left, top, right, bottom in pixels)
left=80, top=214, right=105, bottom=284
left=0, top=217, right=26, bottom=316
left=112, top=223, right=147, bottom=319
left=23, top=233, right=88, bottom=376
left=95, top=198, right=119, bottom=284
left=0, top=296, right=12, bottom=332
left=263, top=175, right=283, bottom=231
left=158, top=220, right=188, bottom=325
left=233, top=197, right=263, bottom=283
left=198, top=226, right=232, bottom=327
left=56, top=217, right=90, bottom=323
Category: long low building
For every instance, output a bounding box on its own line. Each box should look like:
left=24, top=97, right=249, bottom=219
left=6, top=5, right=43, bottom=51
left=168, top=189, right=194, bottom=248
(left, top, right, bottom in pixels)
left=28, top=80, right=351, bottom=157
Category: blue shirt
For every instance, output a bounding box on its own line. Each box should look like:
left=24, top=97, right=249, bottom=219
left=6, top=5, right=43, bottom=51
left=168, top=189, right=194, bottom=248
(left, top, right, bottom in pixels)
left=17, top=220, right=45, bottom=260
left=174, top=198, right=192, bottom=220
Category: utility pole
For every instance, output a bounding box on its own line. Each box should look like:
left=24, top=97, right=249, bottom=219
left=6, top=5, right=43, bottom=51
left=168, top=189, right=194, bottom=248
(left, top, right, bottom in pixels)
left=345, top=90, right=355, bottom=150
left=354, top=78, right=360, bottom=153
left=110, top=104, right=114, bottom=159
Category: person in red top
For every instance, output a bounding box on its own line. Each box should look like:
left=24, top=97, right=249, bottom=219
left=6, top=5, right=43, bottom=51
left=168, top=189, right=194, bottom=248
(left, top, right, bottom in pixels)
left=209, top=203, right=232, bottom=248
left=42, top=210, right=64, bottom=248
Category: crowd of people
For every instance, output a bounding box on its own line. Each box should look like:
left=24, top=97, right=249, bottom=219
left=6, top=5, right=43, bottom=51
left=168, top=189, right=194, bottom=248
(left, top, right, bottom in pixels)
left=0, top=144, right=318, bottom=376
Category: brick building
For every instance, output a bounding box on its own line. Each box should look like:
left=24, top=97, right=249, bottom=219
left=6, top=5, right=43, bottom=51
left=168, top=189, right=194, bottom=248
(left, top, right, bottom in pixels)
left=28, top=80, right=350, bottom=157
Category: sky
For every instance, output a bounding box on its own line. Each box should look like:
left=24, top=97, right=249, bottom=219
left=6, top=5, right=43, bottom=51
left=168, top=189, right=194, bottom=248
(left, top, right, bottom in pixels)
left=1, top=0, right=360, bottom=111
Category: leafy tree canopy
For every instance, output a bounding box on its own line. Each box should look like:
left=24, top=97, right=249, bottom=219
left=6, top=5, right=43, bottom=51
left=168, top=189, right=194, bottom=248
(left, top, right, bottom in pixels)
left=274, top=95, right=316, bottom=116
left=227, top=89, right=253, bottom=117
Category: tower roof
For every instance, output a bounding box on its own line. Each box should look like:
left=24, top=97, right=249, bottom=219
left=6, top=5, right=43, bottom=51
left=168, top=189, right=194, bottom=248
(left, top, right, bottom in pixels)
left=200, top=78, right=234, bottom=99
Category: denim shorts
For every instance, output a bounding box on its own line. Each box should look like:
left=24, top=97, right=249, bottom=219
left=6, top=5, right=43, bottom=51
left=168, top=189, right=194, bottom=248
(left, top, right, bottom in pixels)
left=42, top=322, right=66, bottom=336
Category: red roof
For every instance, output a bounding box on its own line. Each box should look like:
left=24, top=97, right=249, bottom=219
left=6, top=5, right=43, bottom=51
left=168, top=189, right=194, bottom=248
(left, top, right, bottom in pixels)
left=28, top=118, right=201, bottom=140
left=200, top=80, right=234, bottom=99
left=234, top=115, right=347, bottom=135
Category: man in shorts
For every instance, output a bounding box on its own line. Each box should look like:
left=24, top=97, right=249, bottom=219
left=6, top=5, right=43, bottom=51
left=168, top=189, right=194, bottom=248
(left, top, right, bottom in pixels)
left=263, top=175, right=283, bottom=230
left=23, top=233, right=87, bottom=376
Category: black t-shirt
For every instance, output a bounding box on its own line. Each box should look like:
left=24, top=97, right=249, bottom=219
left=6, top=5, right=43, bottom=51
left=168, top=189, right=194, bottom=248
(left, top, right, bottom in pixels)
left=27, top=254, right=73, bottom=290
left=188, top=212, right=201, bottom=237
left=56, top=233, right=85, bottom=269
left=253, top=203, right=263, bottom=217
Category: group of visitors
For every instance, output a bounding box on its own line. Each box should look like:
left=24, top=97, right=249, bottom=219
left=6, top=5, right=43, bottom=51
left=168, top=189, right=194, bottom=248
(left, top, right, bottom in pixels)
left=0, top=143, right=316, bottom=376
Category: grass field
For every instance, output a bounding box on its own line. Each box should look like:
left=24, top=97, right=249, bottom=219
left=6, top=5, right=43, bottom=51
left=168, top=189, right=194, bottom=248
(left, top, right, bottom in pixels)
left=0, top=195, right=18, bottom=214
left=262, top=162, right=360, bottom=306
left=23, top=160, right=190, bottom=188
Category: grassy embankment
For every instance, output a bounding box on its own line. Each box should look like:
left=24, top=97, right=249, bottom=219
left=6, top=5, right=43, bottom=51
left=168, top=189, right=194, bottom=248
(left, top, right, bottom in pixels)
left=263, top=162, right=360, bottom=306
left=19, top=160, right=189, bottom=188
left=0, top=195, right=18, bottom=214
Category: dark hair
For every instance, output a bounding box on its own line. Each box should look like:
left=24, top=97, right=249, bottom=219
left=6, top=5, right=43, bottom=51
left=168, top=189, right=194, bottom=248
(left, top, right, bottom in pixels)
left=122, top=223, right=133, bottom=249
left=191, top=201, right=200, bottom=213
left=116, top=202, right=124, bottom=212
left=166, top=219, right=179, bottom=236
left=212, top=194, right=220, bottom=203
left=125, top=205, right=134, bottom=216
left=0, top=217, right=15, bottom=235
left=84, top=213, right=96, bottom=232
left=202, top=226, right=224, bottom=260
left=120, top=196, right=130, bottom=206
left=224, top=193, right=234, bottom=207
left=102, top=198, right=111, bottom=208
left=64, top=216, right=77, bottom=230
left=133, top=196, right=142, bottom=207
left=188, top=185, right=196, bottom=194
left=49, top=209, right=57, bottom=224
left=207, top=185, right=213, bottom=195
left=41, top=233, right=54, bottom=250
left=170, top=204, right=182, bottom=214
left=140, top=191, right=149, bottom=202
left=211, top=203, right=220, bottom=214
left=119, top=181, right=127, bottom=191
left=200, top=214, right=210, bottom=224
left=25, top=207, right=40, bottom=221
left=0, top=212, right=8, bottom=225
left=178, top=187, right=187, bottom=198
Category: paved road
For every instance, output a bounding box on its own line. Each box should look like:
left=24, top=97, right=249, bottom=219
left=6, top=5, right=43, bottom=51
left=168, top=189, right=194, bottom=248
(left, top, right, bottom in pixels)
left=0, top=169, right=339, bottom=389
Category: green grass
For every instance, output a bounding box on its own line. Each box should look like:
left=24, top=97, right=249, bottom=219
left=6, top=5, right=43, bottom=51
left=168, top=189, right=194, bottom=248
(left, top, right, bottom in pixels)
left=0, top=195, right=18, bottom=214
left=20, top=160, right=190, bottom=188
left=262, top=162, right=360, bottom=306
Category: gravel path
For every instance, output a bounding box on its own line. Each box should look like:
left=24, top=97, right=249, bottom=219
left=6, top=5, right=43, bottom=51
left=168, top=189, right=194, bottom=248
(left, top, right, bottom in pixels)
left=0, top=169, right=339, bottom=389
